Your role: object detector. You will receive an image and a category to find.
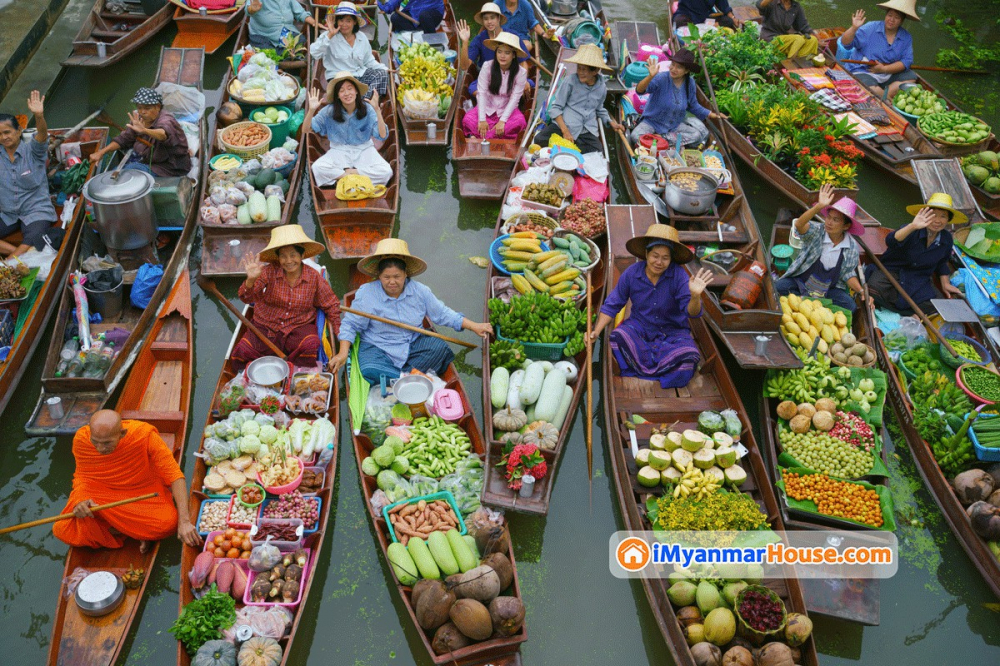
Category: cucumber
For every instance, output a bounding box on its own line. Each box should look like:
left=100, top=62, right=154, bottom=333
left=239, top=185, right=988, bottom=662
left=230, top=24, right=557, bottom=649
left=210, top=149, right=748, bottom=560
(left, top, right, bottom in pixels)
left=552, top=237, right=570, bottom=248
left=407, top=537, right=441, bottom=580
left=490, top=367, right=510, bottom=409
left=463, top=535, right=480, bottom=560
left=428, top=531, right=460, bottom=576
left=387, top=542, right=420, bottom=585
left=447, top=529, right=477, bottom=573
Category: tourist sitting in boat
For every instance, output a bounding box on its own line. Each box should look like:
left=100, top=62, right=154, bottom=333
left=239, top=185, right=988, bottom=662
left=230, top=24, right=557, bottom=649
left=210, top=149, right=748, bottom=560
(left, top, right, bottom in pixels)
left=52, top=410, right=200, bottom=553
left=864, top=193, right=965, bottom=316
left=310, top=2, right=388, bottom=99
left=673, top=0, right=742, bottom=30
left=461, top=33, right=528, bottom=140
left=532, top=45, right=624, bottom=154
left=457, top=3, right=531, bottom=97
left=589, top=224, right=714, bottom=389
left=839, top=1, right=918, bottom=99
left=329, top=239, right=493, bottom=382
left=90, top=88, right=191, bottom=178
left=305, top=72, right=392, bottom=188
left=245, top=0, right=319, bottom=50
left=0, top=91, right=59, bottom=259
left=756, top=0, right=819, bottom=59
left=235, top=225, right=342, bottom=368
left=629, top=48, right=724, bottom=148
left=377, top=0, right=444, bottom=33
left=775, top=184, right=865, bottom=313
left=498, top=0, right=549, bottom=46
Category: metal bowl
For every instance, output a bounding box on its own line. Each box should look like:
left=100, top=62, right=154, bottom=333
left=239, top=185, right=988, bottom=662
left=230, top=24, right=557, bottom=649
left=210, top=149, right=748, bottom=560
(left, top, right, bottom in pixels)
left=75, top=571, right=125, bottom=617
left=246, top=356, right=289, bottom=389
left=662, top=168, right=719, bottom=216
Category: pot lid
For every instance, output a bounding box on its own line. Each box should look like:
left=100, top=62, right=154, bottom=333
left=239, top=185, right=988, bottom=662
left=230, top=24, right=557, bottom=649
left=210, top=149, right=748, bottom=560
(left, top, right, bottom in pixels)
left=86, top=169, right=154, bottom=202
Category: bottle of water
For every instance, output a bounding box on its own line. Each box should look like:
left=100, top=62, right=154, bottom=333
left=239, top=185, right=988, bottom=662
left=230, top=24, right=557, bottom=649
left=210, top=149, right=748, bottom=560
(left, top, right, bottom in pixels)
left=59, top=337, right=79, bottom=362
left=54, top=358, right=70, bottom=377
left=66, top=352, right=85, bottom=378
left=82, top=340, right=104, bottom=377
left=316, top=443, right=335, bottom=468
left=94, top=342, right=115, bottom=374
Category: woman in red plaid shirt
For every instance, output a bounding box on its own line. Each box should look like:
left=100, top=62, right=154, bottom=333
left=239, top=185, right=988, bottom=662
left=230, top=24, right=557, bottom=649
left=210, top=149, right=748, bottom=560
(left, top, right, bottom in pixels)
left=233, top=225, right=341, bottom=369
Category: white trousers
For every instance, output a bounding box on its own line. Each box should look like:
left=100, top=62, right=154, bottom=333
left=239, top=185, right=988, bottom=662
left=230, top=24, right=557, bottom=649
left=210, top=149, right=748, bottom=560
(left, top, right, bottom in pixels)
left=311, top=141, right=392, bottom=187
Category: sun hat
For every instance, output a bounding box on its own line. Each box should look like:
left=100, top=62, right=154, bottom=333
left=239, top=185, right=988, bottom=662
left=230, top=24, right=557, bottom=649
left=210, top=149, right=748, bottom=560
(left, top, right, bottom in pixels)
left=258, top=225, right=325, bottom=263
left=669, top=48, right=699, bottom=74
left=821, top=197, right=864, bottom=236
left=624, top=224, right=694, bottom=264
left=565, top=44, right=613, bottom=73
left=484, top=32, right=527, bottom=59
left=358, top=238, right=428, bottom=277
left=333, top=1, right=370, bottom=28
left=131, top=87, right=163, bottom=105
left=474, top=2, right=507, bottom=25
left=905, top=192, right=968, bottom=225
left=877, top=0, right=920, bottom=21
left=327, top=70, right=369, bottom=98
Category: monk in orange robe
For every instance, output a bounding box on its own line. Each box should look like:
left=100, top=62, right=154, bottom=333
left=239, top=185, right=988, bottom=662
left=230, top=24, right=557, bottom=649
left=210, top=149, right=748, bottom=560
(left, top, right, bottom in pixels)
left=53, top=410, right=202, bottom=552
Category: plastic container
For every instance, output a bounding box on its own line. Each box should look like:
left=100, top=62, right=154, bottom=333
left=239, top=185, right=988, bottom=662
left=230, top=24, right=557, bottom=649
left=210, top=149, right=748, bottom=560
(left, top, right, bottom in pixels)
left=227, top=494, right=260, bottom=530
left=498, top=327, right=569, bottom=361
left=243, top=548, right=310, bottom=608
left=256, top=456, right=304, bottom=494
left=249, top=518, right=304, bottom=551
left=968, top=411, right=1000, bottom=462
left=246, top=105, right=294, bottom=149
left=237, top=483, right=266, bottom=509
left=770, top=244, right=794, bottom=272
left=622, top=61, right=649, bottom=87
left=202, top=530, right=253, bottom=559
left=432, top=388, right=464, bottom=421
left=299, top=466, right=326, bottom=495
left=489, top=234, right=551, bottom=276
left=956, top=363, right=1000, bottom=405
left=195, top=499, right=230, bottom=536
left=259, top=496, right=323, bottom=535
left=209, top=153, right=244, bottom=171
left=639, top=134, right=669, bottom=157
left=382, top=490, right=467, bottom=543
left=940, top=334, right=991, bottom=370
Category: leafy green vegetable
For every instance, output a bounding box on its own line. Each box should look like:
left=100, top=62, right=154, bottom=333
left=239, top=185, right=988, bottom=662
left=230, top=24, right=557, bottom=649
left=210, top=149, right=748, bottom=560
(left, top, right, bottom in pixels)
left=169, top=585, right=237, bottom=655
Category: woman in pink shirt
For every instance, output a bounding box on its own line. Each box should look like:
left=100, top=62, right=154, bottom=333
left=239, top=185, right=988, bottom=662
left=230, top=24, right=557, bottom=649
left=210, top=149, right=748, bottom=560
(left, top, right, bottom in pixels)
left=461, top=32, right=528, bottom=140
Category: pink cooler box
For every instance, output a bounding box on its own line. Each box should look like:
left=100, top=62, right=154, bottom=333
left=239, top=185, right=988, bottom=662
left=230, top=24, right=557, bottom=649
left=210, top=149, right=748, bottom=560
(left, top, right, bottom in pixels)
left=432, top=389, right=464, bottom=421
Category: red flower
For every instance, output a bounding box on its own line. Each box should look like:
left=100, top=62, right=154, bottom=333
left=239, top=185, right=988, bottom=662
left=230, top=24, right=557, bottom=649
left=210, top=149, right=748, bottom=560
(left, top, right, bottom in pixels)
left=800, top=147, right=810, bottom=155
left=498, top=442, right=548, bottom=490
left=824, top=134, right=835, bottom=142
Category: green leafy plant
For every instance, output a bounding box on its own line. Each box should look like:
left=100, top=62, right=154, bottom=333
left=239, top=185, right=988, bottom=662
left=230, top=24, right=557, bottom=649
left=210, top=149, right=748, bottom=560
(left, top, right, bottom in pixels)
left=169, top=585, right=237, bottom=656
left=280, top=33, right=306, bottom=61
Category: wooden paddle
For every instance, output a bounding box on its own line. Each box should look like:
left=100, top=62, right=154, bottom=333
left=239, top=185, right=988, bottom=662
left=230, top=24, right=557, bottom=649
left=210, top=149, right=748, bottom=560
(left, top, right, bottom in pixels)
left=855, top=236, right=959, bottom=357
left=341, top=307, right=478, bottom=349
left=616, top=128, right=636, bottom=158
left=196, top=274, right=287, bottom=359
left=839, top=59, right=990, bottom=76
left=528, top=54, right=554, bottom=79
left=0, top=493, right=158, bottom=535
left=585, top=270, right=594, bottom=482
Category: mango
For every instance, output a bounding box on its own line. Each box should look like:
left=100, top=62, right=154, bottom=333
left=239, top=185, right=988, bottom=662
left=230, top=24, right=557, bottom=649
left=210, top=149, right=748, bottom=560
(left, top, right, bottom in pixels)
left=798, top=332, right=811, bottom=348
left=834, top=312, right=848, bottom=328
left=794, top=313, right=810, bottom=331
left=821, top=325, right=835, bottom=344
left=786, top=321, right=802, bottom=337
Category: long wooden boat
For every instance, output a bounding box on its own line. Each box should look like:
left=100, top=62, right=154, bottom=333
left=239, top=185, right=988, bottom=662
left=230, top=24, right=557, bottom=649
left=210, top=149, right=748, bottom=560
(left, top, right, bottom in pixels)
left=345, top=289, right=527, bottom=665
left=24, top=46, right=204, bottom=436
left=389, top=0, right=461, bottom=146
left=170, top=0, right=244, bottom=54
left=199, top=20, right=308, bottom=277
left=305, top=29, right=400, bottom=260
left=449, top=45, right=540, bottom=200
left=607, top=20, right=660, bottom=93
left=62, top=0, right=176, bottom=67
left=530, top=0, right=608, bottom=57
left=177, top=307, right=340, bottom=666
left=602, top=203, right=820, bottom=666
left=0, top=126, right=108, bottom=419
left=46, top=270, right=192, bottom=666
left=309, top=0, right=379, bottom=39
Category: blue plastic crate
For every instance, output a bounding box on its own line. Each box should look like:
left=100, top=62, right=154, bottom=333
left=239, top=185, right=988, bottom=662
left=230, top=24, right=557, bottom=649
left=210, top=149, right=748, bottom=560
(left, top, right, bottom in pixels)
left=382, top=490, right=467, bottom=543
left=195, top=498, right=231, bottom=537
left=260, top=496, right=323, bottom=535
left=968, top=412, right=1000, bottom=462
left=489, top=234, right=550, bottom=276
left=498, top=327, right=569, bottom=361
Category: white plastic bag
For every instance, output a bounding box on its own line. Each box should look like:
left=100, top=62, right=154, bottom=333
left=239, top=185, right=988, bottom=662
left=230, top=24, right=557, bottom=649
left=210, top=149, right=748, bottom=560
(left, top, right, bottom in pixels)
left=14, top=244, right=57, bottom=280
left=401, top=90, right=440, bottom=120
left=156, top=82, right=206, bottom=120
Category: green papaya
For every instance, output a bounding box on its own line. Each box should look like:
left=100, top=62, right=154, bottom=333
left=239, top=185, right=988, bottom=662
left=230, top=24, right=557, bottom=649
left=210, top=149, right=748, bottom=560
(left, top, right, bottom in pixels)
left=257, top=168, right=276, bottom=186
left=985, top=176, right=1000, bottom=195
left=978, top=150, right=999, bottom=172
left=966, top=164, right=990, bottom=186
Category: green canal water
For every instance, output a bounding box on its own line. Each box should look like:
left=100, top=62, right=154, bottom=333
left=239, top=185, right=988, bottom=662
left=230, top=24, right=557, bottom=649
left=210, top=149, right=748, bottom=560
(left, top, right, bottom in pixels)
left=1, top=1, right=999, bottom=664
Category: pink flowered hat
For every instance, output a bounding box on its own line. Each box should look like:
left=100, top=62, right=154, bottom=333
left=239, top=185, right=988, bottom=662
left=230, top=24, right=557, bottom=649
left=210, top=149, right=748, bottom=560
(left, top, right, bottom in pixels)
left=821, top=197, right=863, bottom=237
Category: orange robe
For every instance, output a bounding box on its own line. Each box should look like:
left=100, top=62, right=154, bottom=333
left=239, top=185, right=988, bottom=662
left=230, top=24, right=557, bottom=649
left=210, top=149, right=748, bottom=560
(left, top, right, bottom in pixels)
left=53, top=420, right=185, bottom=549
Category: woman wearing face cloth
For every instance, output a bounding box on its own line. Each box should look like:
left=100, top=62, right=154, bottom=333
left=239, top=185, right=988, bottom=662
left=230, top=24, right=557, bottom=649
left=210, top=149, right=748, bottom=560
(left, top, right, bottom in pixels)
left=90, top=87, right=190, bottom=177
left=329, top=239, right=493, bottom=382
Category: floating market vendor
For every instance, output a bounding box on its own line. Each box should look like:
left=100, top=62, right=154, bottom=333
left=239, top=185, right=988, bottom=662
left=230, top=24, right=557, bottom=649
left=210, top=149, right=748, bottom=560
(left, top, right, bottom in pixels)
left=775, top=183, right=866, bottom=312
left=305, top=72, right=392, bottom=187
left=498, top=0, right=549, bottom=47
left=629, top=48, right=725, bottom=148
left=532, top=45, right=624, bottom=154
left=235, top=224, right=342, bottom=368
left=329, top=239, right=493, bottom=382
left=53, top=410, right=200, bottom=552
left=310, top=2, right=388, bottom=98
left=673, top=0, right=742, bottom=30
left=839, top=1, right=918, bottom=99
left=378, top=0, right=444, bottom=34
left=589, top=224, right=714, bottom=389
left=245, top=0, right=319, bottom=50
left=89, top=87, right=191, bottom=177
left=0, top=91, right=59, bottom=259
left=461, top=32, right=529, bottom=140
left=756, top=0, right=819, bottom=59
left=864, top=193, right=965, bottom=316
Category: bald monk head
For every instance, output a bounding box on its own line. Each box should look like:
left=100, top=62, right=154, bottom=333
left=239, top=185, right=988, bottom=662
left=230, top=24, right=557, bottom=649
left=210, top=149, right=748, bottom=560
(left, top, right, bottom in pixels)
left=90, top=410, right=127, bottom=455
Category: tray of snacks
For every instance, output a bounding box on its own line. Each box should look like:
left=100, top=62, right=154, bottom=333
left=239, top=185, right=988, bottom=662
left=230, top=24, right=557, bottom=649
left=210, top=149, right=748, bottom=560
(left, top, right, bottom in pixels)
left=249, top=517, right=304, bottom=551
left=519, top=182, right=568, bottom=215
left=285, top=372, right=333, bottom=415
left=203, top=456, right=261, bottom=497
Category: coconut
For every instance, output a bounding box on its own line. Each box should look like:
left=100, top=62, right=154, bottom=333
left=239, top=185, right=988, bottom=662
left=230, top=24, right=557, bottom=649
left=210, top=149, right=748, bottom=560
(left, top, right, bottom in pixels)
left=722, top=581, right=748, bottom=607
left=952, top=469, right=995, bottom=505
left=796, top=403, right=816, bottom=419
left=489, top=596, right=525, bottom=636
left=784, top=612, right=813, bottom=647
left=684, top=622, right=705, bottom=646
left=667, top=581, right=699, bottom=607
left=649, top=450, right=672, bottom=471
left=637, top=466, right=660, bottom=487
left=841, top=332, right=857, bottom=347
left=722, top=645, right=754, bottom=666
left=696, top=581, right=721, bottom=614
left=431, top=622, right=471, bottom=655
left=814, top=398, right=837, bottom=413
left=812, top=411, right=835, bottom=432
left=755, top=641, right=794, bottom=666
left=217, top=101, right=243, bottom=127
left=481, top=552, right=514, bottom=591
left=450, top=598, right=494, bottom=640
left=988, top=489, right=1000, bottom=508
left=450, top=565, right=501, bottom=604
left=667, top=431, right=684, bottom=451
left=673, top=449, right=694, bottom=471
left=704, top=607, right=737, bottom=646
left=703, top=466, right=725, bottom=483
left=776, top=401, right=798, bottom=420
left=649, top=432, right=668, bottom=451
left=677, top=605, right=703, bottom=628
left=411, top=578, right=438, bottom=610
left=693, top=449, right=716, bottom=470
left=691, top=642, right=723, bottom=666
left=714, top=447, right=737, bottom=469
left=682, top=429, right=709, bottom=452
left=635, top=449, right=652, bottom=466
left=662, top=467, right=683, bottom=485
left=416, top=580, right=456, bottom=631
left=789, top=415, right=811, bottom=434
left=725, top=466, right=747, bottom=486
left=713, top=432, right=734, bottom=448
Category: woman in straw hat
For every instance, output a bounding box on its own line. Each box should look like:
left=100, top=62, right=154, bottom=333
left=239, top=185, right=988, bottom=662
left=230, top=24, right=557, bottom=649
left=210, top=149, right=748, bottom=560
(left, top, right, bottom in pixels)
left=589, top=225, right=714, bottom=389
left=865, top=193, right=966, bottom=316
left=533, top=44, right=624, bottom=154
left=776, top=183, right=866, bottom=312
left=461, top=32, right=529, bottom=140
left=305, top=72, right=392, bottom=188
left=840, top=1, right=919, bottom=99
left=329, top=239, right=493, bottom=381
left=310, top=2, right=388, bottom=98
left=458, top=4, right=520, bottom=71
left=234, top=225, right=342, bottom=368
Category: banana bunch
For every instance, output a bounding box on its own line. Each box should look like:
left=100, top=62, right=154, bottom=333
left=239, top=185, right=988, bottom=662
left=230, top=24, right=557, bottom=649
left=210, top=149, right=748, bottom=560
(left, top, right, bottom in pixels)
left=507, top=233, right=587, bottom=299
left=673, top=464, right=721, bottom=500
left=764, top=354, right=844, bottom=404
left=397, top=55, right=455, bottom=97
left=780, top=293, right=850, bottom=354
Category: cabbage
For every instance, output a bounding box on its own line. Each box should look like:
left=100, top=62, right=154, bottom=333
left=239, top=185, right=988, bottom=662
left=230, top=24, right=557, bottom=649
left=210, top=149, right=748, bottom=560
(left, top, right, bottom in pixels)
left=377, top=469, right=401, bottom=492
left=259, top=424, right=279, bottom=445
left=203, top=438, right=232, bottom=465
left=240, top=409, right=256, bottom=420
left=385, top=435, right=405, bottom=456
left=391, top=456, right=409, bottom=475
left=372, top=444, right=396, bottom=468
left=249, top=52, right=276, bottom=68
left=241, top=420, right=261, bottom=437
left=361, top=457, right=381, bottom=476
left=228, top=411, right=247, bottom=428
left=288, top=419, right=309, bottom=454
left=213, top=421, right=238, bottom=441
left=254, top=413, right=275, bottom=427
left=719, top=409, right=742, bottom=439
left=240, top=434, right=261, bottom=454
left=697, top=410, right=726, bottom=436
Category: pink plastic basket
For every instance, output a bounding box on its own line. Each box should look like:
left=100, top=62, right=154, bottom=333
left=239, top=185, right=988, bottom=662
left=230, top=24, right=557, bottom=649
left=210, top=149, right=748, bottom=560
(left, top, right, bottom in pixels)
left=257, top=456, right=304, bottom=494
left=243, top=548, right=311, bottom=608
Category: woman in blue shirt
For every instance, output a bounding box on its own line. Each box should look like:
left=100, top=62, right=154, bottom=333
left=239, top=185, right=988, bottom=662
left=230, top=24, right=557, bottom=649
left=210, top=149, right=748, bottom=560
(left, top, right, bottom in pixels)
left=629, top=48, right=724, bottom=148
left=378, top=0, right=444, bottom=33
left=306, top=72, right=392, bottom=188
left=839, top=2, right=918, bottom=99
left=245, top=0, right=318, bottom=50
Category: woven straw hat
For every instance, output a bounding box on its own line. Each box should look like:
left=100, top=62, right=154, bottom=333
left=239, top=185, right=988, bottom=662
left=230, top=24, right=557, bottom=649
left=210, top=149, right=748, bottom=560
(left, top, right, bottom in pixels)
left=484, top=32, right=527, bottom=59
left=358, top=238, right=428, bottom=277
left=259, top=225, right=325, bottom=263
left=905, top=192, right=968, bottom=225
left=474, top=2, right=507, bottom=25
left=565, top=44, right=613, bottom=72
left=625, top=224, right=693, bottom=264
left=334, top=2, right=370, bottom=28
left=877, top=0, right=920, bottom=21
left=327, top=70, right=369, bottom=98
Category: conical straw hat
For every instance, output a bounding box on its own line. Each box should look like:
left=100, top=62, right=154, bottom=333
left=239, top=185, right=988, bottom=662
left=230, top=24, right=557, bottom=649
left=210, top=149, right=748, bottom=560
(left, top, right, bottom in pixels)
left=259, top=225, right=325, bottom=263
left=358, top=238, right=428, bottom=277
left=484, top=32, right=527, bottom=59
left=624, top=224, right=693, bottom=263
left=565, top=44, right=613, bottom=72
left=877, top=0, right=920, bottom=21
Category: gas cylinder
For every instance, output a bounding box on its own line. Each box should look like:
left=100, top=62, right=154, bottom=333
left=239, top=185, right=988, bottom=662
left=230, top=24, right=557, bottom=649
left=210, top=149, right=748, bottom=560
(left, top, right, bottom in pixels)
left=720, top=261, right=766, bottom=310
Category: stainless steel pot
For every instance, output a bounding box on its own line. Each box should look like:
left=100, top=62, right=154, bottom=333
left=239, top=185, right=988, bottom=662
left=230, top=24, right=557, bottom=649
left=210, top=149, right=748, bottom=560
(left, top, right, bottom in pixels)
left=662, top=168, right=719, bottom=216
left=75, top=571, right=125, bottom=617
left=246, top=356, right=289, bottom=389
left=550, top=0, right=577, bottom=16
left=82, top=169, right=157, bottom=250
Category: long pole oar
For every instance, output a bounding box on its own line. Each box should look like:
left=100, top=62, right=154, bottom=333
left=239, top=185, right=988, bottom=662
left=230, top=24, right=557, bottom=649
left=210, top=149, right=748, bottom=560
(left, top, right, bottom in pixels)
left=839, top=59, right=990, bottom=76
left=585, top=270, right=594, bottom=482
left=196, top=274, right=287, bottom=359
left=0, top=493, right=158, bottom=536
left=855, top=236, right=958, bottom=357
left=341, top=307, right=478, bottom=349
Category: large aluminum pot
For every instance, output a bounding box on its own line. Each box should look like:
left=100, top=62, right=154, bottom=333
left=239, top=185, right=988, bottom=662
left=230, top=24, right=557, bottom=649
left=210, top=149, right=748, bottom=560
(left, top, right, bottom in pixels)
left=246, top=356, right=290, bottom=389
left=662, top=168, right=719, bottom=216
left=82, top=169, right=157, bottom=250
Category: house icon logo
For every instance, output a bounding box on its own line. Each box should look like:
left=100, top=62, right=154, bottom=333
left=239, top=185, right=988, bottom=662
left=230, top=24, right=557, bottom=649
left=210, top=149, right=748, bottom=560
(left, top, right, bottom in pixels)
left=616, top=537, right=651, bottom=572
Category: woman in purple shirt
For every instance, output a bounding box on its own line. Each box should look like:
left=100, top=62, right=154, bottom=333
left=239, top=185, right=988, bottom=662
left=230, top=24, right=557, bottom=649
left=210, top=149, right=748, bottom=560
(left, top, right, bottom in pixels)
left=589, top=224, right=713, bottom=389
left=461, top=32, right=528, bottom=140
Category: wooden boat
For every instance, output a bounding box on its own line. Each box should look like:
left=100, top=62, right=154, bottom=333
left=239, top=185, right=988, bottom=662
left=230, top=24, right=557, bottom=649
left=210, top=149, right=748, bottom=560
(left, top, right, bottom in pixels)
left=24, top=46, right=204, bottom=436
left=602, top=203, right=820, bottom=666
left=309, top=0, right=379, bottom=39
left=199, top=20, right=308, bottom=277
left=344, top=288, right=527, bottom=665
left=62, top=0, right=176, bottom=67
left=171, top=0, right=244, bottom=54
left=305, top=29, right=400, bottom=260
left=530, top=0, right=608, bottom=57
left=0, top=126, right=108, bottom=419
left=46, top=270, right=192, bottom=666
left=449, top=45, right=540, bottom=200
left=389, top=0, right=461, bottom=147
left=607, top=20, right=660, bottom=94
left=177, top=308, right=340, bottom=666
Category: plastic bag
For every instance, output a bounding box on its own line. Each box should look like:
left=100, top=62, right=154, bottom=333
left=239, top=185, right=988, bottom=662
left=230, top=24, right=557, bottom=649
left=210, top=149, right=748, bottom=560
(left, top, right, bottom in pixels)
left=130, top=263, right=164, bottom=309
left=218, top=203, right=237, bottom=223
left=226, top=188, right=248, bottom=206
left=465, top=507, right=509, bottom=555
left=894, top=315, right=929, bottom=349
left=362, top=388, right=394, bottom=447
left=263, top=184, right=286, bottom=202
left=287, top=110, right=305, bottom=138
left=248, top=535, right=283, bottom=572
left=573, top=174, right=609, bottom=203
left=407, top=474, right=439, bottom=498
left=218, top=375, right=248, bottom=417
left=370, top=489, right=391, bottom=514
left=223, top=606, right=294, bottom=641
left=62, top=567, right=92, bottom=598
left=402, top=90, right=440, bottom=120
left=242, top=158, right=262, bottom=174
left=15, top=244, right=58, bottom=280
left=246, top=383, right=282, bottom=406
left=282, top=138, right=299, bottom=153
left=210, top=184, right=228, bottom=205
left=156, top=82, right=206, bottom=122
left=238, top=63, right=266, bottom=83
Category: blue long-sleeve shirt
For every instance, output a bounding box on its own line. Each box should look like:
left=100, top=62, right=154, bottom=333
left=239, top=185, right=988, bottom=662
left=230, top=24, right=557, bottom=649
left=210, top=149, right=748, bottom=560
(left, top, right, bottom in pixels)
left=673, top=0, right=733, bottom=24
left=246, top=0, right=308, bottom=44
left=548, top=74, right=610, bottom=138
left=843, top=21, right=913, bottom=74
left=378, top=0, right=443, bottom=19
left=499, top=0, right=538, bottom=41
left=638, top=74, right=711, bottom=135
left=311, top=104, right=389, bottom=146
